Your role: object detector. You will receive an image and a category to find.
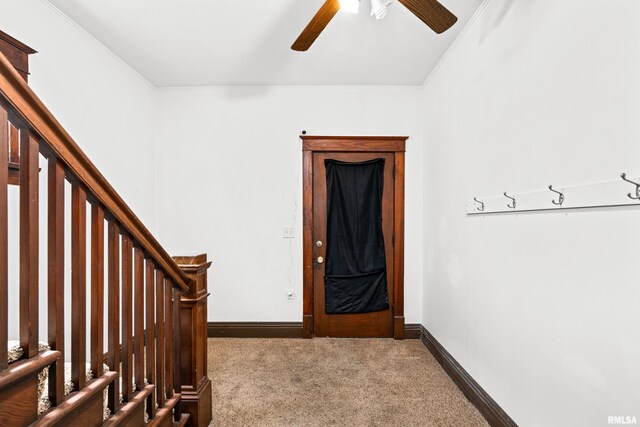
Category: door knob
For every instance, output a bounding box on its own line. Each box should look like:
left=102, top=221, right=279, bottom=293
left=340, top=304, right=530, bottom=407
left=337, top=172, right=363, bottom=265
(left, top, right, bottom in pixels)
left=317, top=256, right=324, bottom=264
left=316, top=240, right=323, bottom=247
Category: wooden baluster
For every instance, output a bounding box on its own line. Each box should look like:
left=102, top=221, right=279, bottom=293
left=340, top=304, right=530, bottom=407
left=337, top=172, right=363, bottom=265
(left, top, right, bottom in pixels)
left=47, top=156, right=65, bottom=404
left=121, top=233, right=133, bottom=402
left=165, top=278, right=174, bottom=399
left=155, top=270, right=165, bottom=407
left=90, top=203, right=104, bottom=378
left=71, top=181, right=87, bottom=390
left=20, top=128, right=38, bottom=358
left=134, top=246, right=145, bottom=390
left=107, top=221, right=121, bottom=412
left=145, top=260, right=156, bottom=418
left=172, top=286, right=182, bottom=421
left=9, top=123, right=18, bottom=163
left=8, top=124, right=18, bottom=185
left=0, top=105, right=7, bottom=370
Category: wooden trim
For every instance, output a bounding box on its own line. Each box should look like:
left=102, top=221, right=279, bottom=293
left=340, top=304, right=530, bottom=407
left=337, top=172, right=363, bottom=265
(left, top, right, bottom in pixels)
left=302, top=135, right=407, bottom=141
left=90, top=203, right=105, bottom=379
left=171, top=287, right=182, bottom=421
left=0, top=350, right=60, bottom=391
left=121, top=234, right=133, bottom=402
left=165, top=277, right=174, bottom=400
left=0, top=50, right=188, bottom=291
left=175, top=255, right=212, bottom=426
left=155, top=270, right=166, bottom=408
left=134, top=247, right=145, bottom=390
left=35, top=372, right=118, bottom=427
left=146, top=393, right=184, bottom=427
left=403, top=323, right=421, bottom=339
left=207, top=322, right=421, bottom=339
left=302, top=315, right=313, bottom=339
left=0, top=31, right=36, bottom=55
left=102, top=384, right=154, bottom=427
left=302, top=135, right=407, bottom=152
left=173, top=254, right=212, bottom=274
left=301, top=135, right=407, bottom=339
left=0, top=31, right=36, bottom=83
left=0, top=351, right=58, bottom=426
left=145, top=260, right=157, bottom=418
left=19, top=129, right=39, bottom=357
left=106, top=221, right=121, bottom=413
left=302, top=150, right=314, bottom=338
left=393, top=151, right=406, bottom=339
left=47, top=156, right=65, bottom=404
left=208, top=322, right=304, bottom=338
left=419, top=326, right=518, bottom=427
left=0, top=104, right=7, bottom=371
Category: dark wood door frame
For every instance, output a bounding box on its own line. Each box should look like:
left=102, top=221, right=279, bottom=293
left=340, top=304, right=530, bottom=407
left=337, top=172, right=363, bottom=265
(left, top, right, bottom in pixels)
left=301, top=135, right=407, bottom=339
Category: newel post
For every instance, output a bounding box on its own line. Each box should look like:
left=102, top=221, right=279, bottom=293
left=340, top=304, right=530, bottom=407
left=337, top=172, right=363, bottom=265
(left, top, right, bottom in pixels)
left=173, top=254, right=212, bottom=427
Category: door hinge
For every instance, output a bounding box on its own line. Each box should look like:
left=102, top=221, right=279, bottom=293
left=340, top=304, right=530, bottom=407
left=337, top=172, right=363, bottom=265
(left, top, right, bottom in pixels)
left=392, top=234, right=395, bottom=246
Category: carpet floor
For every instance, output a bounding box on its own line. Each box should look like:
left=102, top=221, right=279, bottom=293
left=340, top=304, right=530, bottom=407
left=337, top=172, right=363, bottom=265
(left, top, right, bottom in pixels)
left=207, top=338, right=489, bottom=427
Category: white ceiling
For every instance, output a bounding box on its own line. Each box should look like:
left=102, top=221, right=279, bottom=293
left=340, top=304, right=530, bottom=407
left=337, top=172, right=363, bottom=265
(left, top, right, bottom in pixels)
left=48, top=0, right=483, bottom=87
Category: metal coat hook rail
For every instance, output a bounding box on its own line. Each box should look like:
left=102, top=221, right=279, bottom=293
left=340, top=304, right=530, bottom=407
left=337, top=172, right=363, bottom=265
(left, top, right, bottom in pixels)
left=620, top=173, right=640, bottom=200
left=549, top=185, right=564, bottom=206
left=473, top=197, right=484, bottom=212
left=466, top=172, right=640, bottom=215
left=503, top=192, right=516, bottom=209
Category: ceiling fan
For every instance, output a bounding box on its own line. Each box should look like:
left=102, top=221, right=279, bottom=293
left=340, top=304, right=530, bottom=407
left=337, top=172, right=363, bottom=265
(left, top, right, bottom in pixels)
left=291, top=0, right=458, bottom=51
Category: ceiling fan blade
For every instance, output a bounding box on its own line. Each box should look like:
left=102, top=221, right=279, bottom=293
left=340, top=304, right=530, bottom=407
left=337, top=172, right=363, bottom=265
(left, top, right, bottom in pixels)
left=292, top=0, right=341, bottom=51
left=397, top=0, right=458, bottom=34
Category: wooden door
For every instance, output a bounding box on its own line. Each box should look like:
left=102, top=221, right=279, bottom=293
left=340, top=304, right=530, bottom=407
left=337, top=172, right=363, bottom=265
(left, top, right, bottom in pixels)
left=312, top=152, right=395, bottom=337
left=302, top=136, right=407, bottom=339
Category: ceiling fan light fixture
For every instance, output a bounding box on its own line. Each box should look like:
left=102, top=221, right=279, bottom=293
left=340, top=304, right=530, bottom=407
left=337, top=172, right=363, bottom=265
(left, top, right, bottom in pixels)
left=291, top=0, right=458, bottom=51
left=339, top=0, right=360, bottom=14
left=370, top=0, right=394, bottom=19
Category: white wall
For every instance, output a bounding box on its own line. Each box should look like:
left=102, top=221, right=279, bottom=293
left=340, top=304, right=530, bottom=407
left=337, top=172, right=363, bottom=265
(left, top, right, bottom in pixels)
left=0, top=0, right=157, bottom=343
left=0, top=0, right=157, bottom=226
left=155, top=86, right=423, bottom=323
left=5, top=2, right=635, bottom=423
left=421, top=1, right=640, bottom=426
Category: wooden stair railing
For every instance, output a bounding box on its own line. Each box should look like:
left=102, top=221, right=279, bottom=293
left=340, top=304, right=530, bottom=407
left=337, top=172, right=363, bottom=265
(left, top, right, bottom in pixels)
left=0, top=48, right=211, bottom=427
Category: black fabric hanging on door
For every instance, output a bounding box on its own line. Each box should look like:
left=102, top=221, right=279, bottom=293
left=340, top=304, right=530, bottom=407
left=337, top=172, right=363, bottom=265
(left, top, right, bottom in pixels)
left=324, top=158, right=389, bottom=314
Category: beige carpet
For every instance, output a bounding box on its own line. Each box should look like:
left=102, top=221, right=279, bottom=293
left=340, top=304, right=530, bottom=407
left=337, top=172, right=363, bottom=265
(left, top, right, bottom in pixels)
left=207, top=338, right=489, bottom=427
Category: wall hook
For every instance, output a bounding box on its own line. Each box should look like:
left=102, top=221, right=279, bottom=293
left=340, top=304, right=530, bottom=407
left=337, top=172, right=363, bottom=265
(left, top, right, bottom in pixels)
left=503, top=192, right=516, bottom=209
left=473, top=197, right=485, bottom=212
left=621, top=173, right=640, bottom=200
left=548, top=185, right=564, bottom=206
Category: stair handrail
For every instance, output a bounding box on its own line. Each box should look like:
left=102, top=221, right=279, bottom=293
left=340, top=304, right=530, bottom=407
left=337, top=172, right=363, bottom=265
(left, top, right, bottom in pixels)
left=0, top=50, right=188, bottom=291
